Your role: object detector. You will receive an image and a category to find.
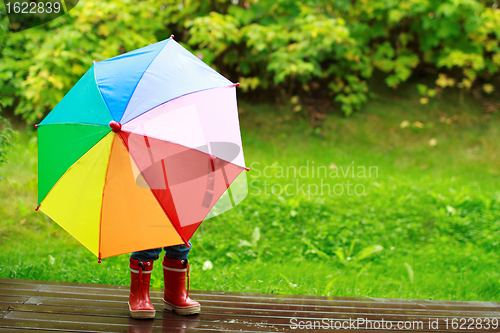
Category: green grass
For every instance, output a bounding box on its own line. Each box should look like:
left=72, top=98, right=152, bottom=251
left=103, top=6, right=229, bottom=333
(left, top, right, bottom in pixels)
left=1, top=89, right=499, bottom=302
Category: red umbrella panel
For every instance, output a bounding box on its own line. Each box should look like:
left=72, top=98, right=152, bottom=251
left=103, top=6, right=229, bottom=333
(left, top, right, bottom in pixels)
left=119, top=85, right=247, bottom=244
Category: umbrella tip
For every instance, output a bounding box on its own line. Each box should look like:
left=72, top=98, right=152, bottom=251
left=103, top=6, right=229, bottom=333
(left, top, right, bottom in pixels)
left=92, top=60, right=96, bottom=64
left=109, top=121, right=122, bottom=133
left=245, top=167, right=250, bottom=171
left=35, top=205, right=40, bottom=211
left=235, top=82, right=240, bottom=87
left=170, top=34, right=174, bottom=39
left=34, top=124, right=38, bottom=129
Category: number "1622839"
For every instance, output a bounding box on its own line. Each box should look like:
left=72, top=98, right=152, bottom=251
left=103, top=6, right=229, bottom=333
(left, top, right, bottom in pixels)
left=6, top=2, right=61, bottom=14
left=444, top=318, right=499, bottom=330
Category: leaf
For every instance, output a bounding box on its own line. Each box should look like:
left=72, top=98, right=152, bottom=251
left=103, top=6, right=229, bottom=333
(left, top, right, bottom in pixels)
left=355, top=245, right=383, bottom=261
left=324, top=278, right=337, bottom=295
left=436, top=3, right=455, bottom=18
left=348, top=240, right=357, bottom=257
left=226, top=252, right=240, bottom=262
left=417, top=84, right=428, bottom=95
left=436, top=74, right=451, bottom=88
left=334, top=249, right=346, bottom=262
left=483, top=84, right=495, bottom=94
left=238, top=240, right=252, bottom=247
left=279, top=273, right=298, bottom=288
left=202, top=260, right=213, bottom=270
left=239, top=77, right=261, bottom=92
left=251, top=227, right=260, bottom=247
left=404, top=262, right=414, bottom=284
left=303, top=238, right=330, bottom=260
left=400, top=120, right=410, bottom=128
left=385, top=75, right=400, bottom=88
left=388, top=9, right=405, bottom=24
left=412, top=121, right=424, bottom=128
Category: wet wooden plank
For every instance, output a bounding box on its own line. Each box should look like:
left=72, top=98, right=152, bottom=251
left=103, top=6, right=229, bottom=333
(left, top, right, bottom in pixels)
left=0, top=304, right=18, bottom=311
left=4, top=311, right=498, bottom=333
left=0, top=277, right=130, bottom=290
left=6, top=297, right=500, bottom=333
left=4, top=284, right=500, bottom=315
left=1, top=278, right=500, bottom=333
left=4, top=277, right=498, bottom=308
left=3, top=281, right=495, bottom=313
left=0, top=318, right=331, bottom=333
left=193, top=294, right=499, bottom=311
left=0, top=330, right=75, bottom=333
left=0, top=283, right=41, bottom=291
left=21, top=295, right=432, bottom=314
left=10, top=303, right=130, bottom=317
left=18, top=292, right=500, bottom=319
left=36, top=286, right=422, bottom=310
left=7, top=301, right=497, bottom=332
left=0, top=286, right=495, bottom=322
left=2, top=311, right=286, bottom=333
left=0, top=287, right=419, bottom=310
left=0, top=295, right=29, bottom=304
left=0, top=278, right=369, bottom=301
left=0, top=318, right=134, bottom=333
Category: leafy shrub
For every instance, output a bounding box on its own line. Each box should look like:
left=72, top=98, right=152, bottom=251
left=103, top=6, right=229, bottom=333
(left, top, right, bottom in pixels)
left=186, top=0, right=500, bottom=113
left=0, top=0, right=499, bottom=123
left=0, top=116, right=13, bottom=163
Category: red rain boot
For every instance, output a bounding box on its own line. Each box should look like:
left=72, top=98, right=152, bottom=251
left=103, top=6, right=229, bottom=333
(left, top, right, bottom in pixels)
left=129, top=258, right=156, bottom=319
left=162, top=257, right=201, bottom=315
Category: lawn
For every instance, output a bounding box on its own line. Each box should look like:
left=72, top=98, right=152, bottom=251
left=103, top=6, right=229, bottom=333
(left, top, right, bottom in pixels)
left=1, top=88, right=499, bottom=302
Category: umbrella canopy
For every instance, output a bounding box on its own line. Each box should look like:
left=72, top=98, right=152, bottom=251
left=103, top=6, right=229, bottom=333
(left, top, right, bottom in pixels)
left=37, top=36, right=248, bottom=260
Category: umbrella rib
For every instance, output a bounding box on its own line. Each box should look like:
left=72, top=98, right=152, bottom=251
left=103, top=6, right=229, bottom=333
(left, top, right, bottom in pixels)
left=36, top=123, right=111, bottom=205
left=220, top=164, right=235, bottom=208
left=143, top=135, right=155, bottom=163
left=98, top=133, right=117, bottom=262
left=121, top=133, right=189, bottom=247
left=121, top=84, right=238, bottom=125
left=92, top=63, right=115, bottom=122
left=122, top=128, right=247, bottom=170
left=201, top=155, right=216, bottom=208
left=158, top=158, right=190, bottom=246
left=119, top=40, right=171, bottom=123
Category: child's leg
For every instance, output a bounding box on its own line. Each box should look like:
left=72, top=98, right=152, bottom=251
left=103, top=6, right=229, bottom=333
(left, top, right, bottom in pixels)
left=163, top=241, right=191, bottom=260
left=128, top=248, right=162, bottom=319
left=131, top=247, right=162, bottom=262
left=162, top=241, right=200, bottom=315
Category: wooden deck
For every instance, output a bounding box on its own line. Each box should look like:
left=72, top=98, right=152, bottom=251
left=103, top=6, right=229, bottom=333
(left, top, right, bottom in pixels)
left=0, top=278, right=499, bottom=332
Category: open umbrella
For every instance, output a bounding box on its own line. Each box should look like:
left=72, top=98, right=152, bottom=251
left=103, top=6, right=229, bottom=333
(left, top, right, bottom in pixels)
left=36, top=36, right=249, bottom=261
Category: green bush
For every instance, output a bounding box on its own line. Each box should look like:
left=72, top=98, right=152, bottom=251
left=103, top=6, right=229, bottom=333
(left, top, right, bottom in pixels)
left=0, top=116, right=13, bottom=163
left=0, top=0, right=499, bottom=122
left=187, top=2, right=370, bottom=115
left=186, top=0, right=500, bottom=113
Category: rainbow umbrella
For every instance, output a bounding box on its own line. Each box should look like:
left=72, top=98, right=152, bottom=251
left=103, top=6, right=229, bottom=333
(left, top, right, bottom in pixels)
left=36, top=36, right=248, bottom=261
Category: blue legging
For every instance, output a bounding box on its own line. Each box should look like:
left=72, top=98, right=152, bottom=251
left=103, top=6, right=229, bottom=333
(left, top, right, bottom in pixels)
left=131, top=241, right=192, bottom=262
